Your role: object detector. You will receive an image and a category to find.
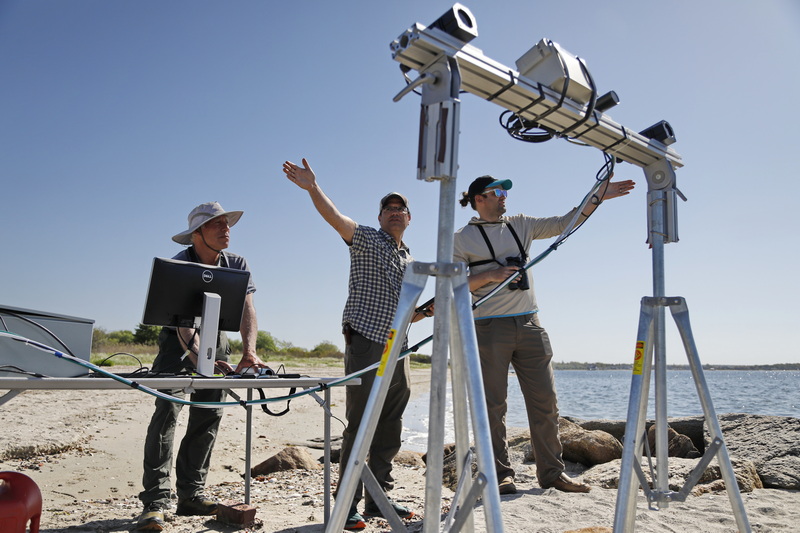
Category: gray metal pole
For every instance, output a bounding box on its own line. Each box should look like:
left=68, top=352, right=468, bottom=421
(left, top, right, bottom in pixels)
left=324, top=387, right=331, bottom=523
left=245, top=388, right=253, bottom=505
left=449, top=307, right=475, bottom=533
left=614, top=162, right=674, bottom=531
left=452, top=273, right=504, bottom=533
left=614, top=299, right=656, bottom=532
left=423, top=176, right=458, bottom=533
left=650, top=189, right=670, bottom=499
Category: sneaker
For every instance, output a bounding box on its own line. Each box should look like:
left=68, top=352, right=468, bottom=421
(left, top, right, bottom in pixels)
left=176, top=495, right=218, bottom=516
left=363, top=498, right=414, bottom=519
left=498, top=476, right=517, bottom=495
left=136, top=503, right=166, bottom=531
left=344, top=508, right=366, bottom=531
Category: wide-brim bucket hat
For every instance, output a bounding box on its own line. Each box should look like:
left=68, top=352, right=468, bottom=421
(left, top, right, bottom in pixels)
left=172, top=201, right=243, bottom=245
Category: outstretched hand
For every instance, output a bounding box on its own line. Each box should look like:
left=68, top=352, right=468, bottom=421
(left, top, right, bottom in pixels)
left=601, top=179, right=636, bottom=201
left=282, top=158, right=316, bottom=190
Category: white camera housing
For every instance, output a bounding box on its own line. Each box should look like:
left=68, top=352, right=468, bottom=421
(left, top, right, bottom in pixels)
left=515, top=39, right=593, bottom=105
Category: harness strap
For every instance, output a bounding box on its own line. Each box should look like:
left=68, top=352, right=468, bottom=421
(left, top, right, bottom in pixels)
left=467, top=222, right=527, bottom=269
left=506, top=224, right=527, bottom=261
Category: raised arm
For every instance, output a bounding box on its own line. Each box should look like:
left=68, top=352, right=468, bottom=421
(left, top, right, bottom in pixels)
left=283, top=158, right=357, bottom=244
left=580, top=178, right=636, bottom=216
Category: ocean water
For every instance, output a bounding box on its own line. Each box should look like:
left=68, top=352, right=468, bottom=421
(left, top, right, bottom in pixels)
left=402, top=369, right=799, bottom=452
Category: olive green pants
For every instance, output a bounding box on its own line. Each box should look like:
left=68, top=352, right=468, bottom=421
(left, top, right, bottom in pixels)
left=475, top=313, right=565, bottom=486
left=139, top=328, right=229, bottom=506
left=337, top=329, right=410, bottom=509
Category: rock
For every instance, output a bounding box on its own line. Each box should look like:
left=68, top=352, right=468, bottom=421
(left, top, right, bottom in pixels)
left=707, top=414, right=800, bottom=490
left=424, top=442, right=474, bottom=492
left=574, top=413, right=797, bottom=492
left=317, top=447, right=341, bottom=464
left=760, top=455, right=800, bottom=490
left=394, top=450, right=425, bottom=467
left=440, top=445, right=477, bottom=492
left=692, top=456, right=762, bottom=494
left=505, top=423, right=621, bottom=467
left=435, top=420, right=622, bottom=470
left=422, top=443, right=455, bottom=465
left=577, top=416, right=705, bottom=453
left=251, top=446, right=321, bottom=477
left=646, top=424, right=701, bottom=458
left=559, top=418, right=623, bottom=466
left=582, top=456, right=761, bottom=493
left=426, top=414, right=799, bottom=493
left=662, top=416, right=705, bottom=451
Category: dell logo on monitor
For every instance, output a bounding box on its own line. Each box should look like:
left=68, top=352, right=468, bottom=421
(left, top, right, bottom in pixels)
left=202, top=270, right=214, bottom=283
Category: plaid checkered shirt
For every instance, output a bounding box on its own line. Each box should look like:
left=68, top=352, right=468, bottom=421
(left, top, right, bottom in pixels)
left=341, top=224, right=412, bottom=346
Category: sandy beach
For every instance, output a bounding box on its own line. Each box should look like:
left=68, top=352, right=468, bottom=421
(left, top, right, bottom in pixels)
left=1, top=364, right=797, bottom=532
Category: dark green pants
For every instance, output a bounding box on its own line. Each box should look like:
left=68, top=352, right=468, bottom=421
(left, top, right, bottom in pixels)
left=338, top=329, right=410, bottom=509
left=139, top=328, right=229, bottom=506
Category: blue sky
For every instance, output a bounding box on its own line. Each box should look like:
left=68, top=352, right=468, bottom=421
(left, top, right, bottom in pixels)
left=1, top=1, right=798, bottom=366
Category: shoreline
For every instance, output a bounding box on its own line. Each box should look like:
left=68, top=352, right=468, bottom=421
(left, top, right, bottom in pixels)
left=1, top=365, right=798, bottom=532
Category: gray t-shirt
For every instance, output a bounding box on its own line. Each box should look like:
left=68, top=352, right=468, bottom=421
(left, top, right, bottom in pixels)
left=453, top=209, right=581, bottom=320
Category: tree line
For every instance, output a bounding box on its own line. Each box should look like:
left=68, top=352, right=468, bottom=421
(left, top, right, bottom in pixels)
left=91, top=324, right=343, bottom=358
left=92, top=326, right=798, bottom=370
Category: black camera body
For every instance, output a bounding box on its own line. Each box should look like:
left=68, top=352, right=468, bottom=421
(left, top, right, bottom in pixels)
left=505, top=256, right=529, bottom=290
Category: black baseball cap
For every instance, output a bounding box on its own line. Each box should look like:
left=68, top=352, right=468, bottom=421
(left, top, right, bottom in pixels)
left=379, top=192, right=410, bottom=211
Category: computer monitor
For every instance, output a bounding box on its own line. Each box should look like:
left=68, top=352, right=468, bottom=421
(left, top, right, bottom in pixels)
left=142, top=257, right=251, bottom=376
left=142, top=257, right=251, bottom=332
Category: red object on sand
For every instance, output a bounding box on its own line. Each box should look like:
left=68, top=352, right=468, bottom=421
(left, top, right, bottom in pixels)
left=0, top=471, right=42, bottom=533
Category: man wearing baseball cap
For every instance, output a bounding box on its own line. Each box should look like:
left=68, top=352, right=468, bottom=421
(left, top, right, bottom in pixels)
left=282, top=158, right=431, bottom=530
left=136, top=202, right=268, bottom=531
left=454, top=174, right=635, bottom=496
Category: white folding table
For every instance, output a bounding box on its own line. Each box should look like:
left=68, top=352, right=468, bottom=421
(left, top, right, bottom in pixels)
left=0, top=374, right=358, bottom=523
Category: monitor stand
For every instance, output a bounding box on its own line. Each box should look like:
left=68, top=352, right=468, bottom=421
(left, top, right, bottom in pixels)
left=196, top=292, right=221, bottom=377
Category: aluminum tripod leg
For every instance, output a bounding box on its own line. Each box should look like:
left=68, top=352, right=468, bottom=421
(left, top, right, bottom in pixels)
left=614, top=297, right=657, bottom=532
left=422, top=262, right=504, bottom=533
left=613, top=297, right=751, bottom=532
left=669, top=298, right=751, bottom=532
left=325, top=267, right=428, bottom=533
left=326, top=258, right=504, bottom=532
left=446, top=305, right=476, bottom=533
left=420, top=181, right=503, bottom=533
left=445, top=267, right=504, bottom=533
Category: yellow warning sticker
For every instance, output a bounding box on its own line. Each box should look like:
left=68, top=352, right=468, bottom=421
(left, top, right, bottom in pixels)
left=633, top=341, right=645, bottom=375
left=378, top=329, right=396, bottom=377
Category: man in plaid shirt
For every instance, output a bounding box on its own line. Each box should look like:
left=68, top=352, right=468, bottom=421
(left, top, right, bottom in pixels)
left=283, top=157, right=430, bottom=530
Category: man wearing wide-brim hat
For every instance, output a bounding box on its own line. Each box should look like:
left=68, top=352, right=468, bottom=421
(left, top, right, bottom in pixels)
left=136, top=201, right=268, bottom=531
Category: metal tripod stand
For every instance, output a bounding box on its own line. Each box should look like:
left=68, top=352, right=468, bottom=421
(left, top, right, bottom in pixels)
left=613, top=160, right=752, bottom=532
left=326, top=54, right=504, bottom=533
